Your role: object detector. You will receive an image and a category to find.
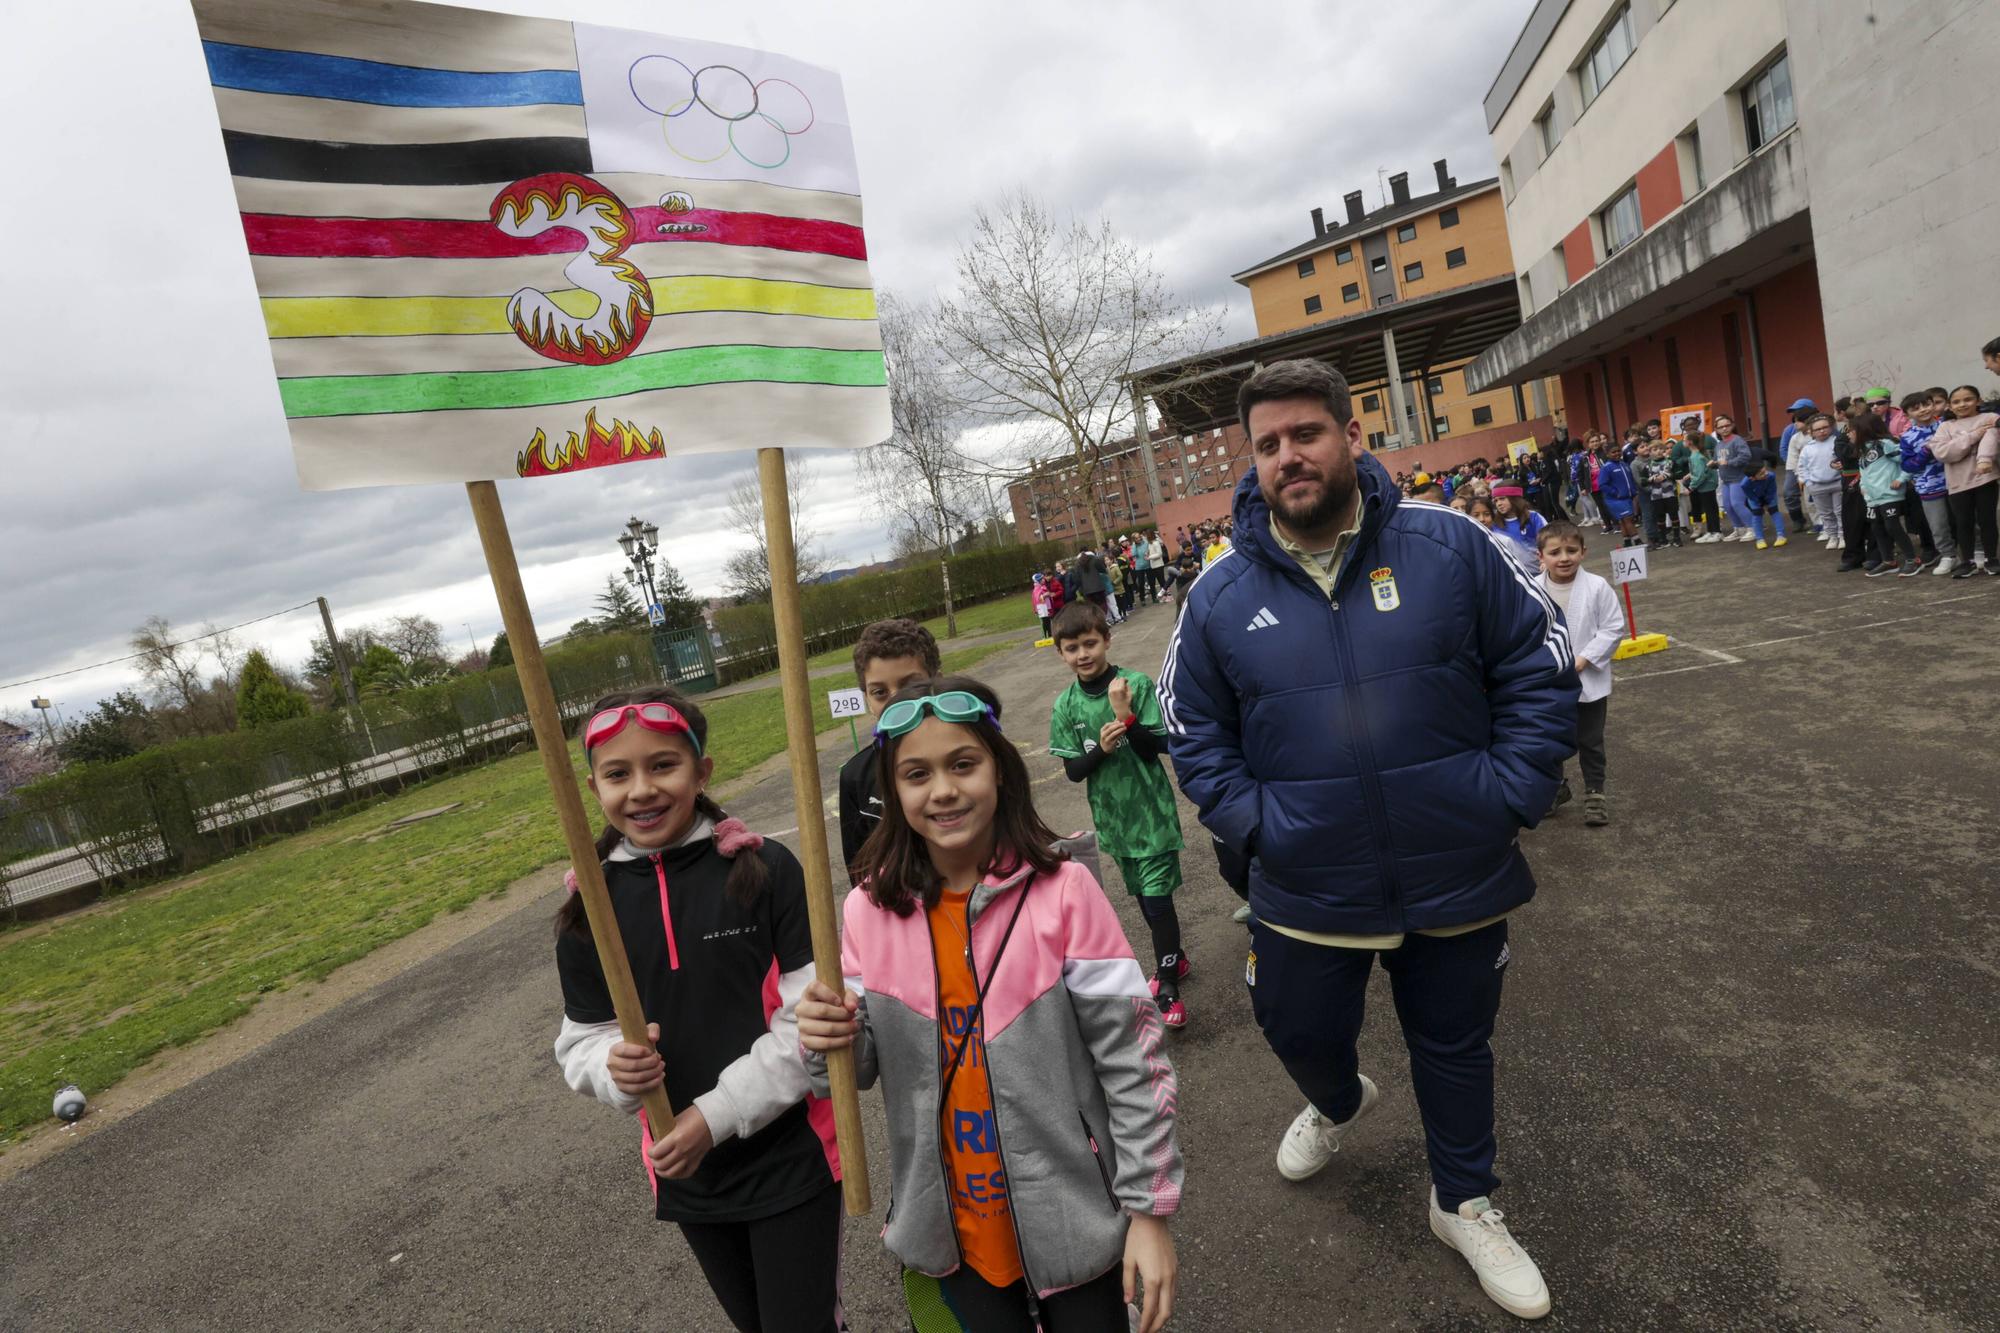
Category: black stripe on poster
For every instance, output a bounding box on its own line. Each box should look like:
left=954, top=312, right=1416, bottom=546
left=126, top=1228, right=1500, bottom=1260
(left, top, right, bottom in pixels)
left=221, top=130, right=593, bottom=185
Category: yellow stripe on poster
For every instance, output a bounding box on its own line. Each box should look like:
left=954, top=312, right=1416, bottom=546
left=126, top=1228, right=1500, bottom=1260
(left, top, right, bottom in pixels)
left=261, top=276, right=877, bottom=338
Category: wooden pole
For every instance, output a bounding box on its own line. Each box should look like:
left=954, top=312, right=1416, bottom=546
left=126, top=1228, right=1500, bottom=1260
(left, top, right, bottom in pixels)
left=464, top=481, right=676, bottom=1135
left=757, top=447, right=872, bottom=1216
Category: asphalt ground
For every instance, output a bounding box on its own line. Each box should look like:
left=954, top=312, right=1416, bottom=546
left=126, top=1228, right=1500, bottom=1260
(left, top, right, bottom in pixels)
left=4, top=532, right=1997, bottom=1332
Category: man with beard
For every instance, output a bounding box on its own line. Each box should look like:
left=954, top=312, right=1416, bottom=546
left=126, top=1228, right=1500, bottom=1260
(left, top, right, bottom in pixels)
left=1159, top=359, right=1576, bottom=1321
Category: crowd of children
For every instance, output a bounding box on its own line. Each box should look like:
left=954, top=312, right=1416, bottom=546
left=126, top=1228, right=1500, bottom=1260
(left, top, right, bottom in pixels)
left=1030, top=520, right=1243, bottom=635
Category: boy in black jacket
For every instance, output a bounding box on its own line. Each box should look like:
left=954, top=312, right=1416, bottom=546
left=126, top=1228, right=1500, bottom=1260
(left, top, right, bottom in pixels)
left=836, top=618, right=939, bottom=878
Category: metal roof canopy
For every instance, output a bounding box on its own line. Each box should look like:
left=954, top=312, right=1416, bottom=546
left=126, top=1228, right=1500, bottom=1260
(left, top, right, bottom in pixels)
left=1126, top=275, right=1526, bottom=434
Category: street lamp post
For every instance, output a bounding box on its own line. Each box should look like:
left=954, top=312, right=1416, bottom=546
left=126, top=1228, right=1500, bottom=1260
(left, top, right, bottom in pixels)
left=617, top=515, right=667, bottom=678
left=29, top=697, right=56, bottom=748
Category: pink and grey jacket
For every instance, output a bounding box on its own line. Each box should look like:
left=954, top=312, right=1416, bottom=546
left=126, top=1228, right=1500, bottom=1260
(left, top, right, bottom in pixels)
left=803, top=856, right=1182, bottom=1296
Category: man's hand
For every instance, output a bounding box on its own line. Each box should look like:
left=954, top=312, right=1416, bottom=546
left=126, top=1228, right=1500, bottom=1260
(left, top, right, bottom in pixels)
left=797, top=979, right=859, bottom=1051
left=608, top=1022, right=665, bottom=1096
left=1574, top=656, right=1593, bottom=675
left=649, top=1104, right=713, bottom=1180
left=1107, top=675, right=1133, bottom=717
left=1098, top=719, right=1127, bottom=753
left=1123, top=1213, right=1178, bottom=1333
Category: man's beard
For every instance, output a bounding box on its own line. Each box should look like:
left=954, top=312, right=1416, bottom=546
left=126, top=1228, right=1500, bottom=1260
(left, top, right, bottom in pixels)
left=1266, top=468, right=1356, bottom=532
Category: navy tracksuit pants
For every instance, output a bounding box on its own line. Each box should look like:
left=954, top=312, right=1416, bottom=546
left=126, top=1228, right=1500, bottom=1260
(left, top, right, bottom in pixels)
left=1247, top=918, right=1509, bottom=1212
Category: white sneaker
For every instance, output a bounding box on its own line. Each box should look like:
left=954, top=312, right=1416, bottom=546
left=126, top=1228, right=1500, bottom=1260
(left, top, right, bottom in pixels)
left=1429, top=1188, right=1551, bottom=1320
left=1695, top=532, right=1721, bottom=544
left=1934, top=557, right=1957, bottom=576
left=1276, top=1075, right=1378, bottom=1181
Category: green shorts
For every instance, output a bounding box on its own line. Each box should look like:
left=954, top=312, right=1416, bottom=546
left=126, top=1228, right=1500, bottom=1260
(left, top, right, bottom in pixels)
left=1113, top=850, right=1182, bottom=898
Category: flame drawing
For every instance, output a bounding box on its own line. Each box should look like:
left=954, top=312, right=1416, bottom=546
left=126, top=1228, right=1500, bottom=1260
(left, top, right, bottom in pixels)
left=657, top=191, right=707, bottom=235
left=516, top=407, right=666, bottom=478
left=490, top=172, right=654, bottom=366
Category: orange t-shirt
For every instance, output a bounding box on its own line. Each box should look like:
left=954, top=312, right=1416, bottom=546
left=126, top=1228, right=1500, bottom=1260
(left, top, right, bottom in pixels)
left=929, top=887, right=1023, bottom=1287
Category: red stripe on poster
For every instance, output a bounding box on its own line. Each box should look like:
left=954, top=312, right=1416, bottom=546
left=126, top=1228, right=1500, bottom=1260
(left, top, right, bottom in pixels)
left=241, top=207, right=865, bottom=260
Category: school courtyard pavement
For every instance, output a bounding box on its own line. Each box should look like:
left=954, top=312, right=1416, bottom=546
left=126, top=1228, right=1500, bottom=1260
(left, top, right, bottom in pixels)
left=3, top=532, right=1996, bottom=1332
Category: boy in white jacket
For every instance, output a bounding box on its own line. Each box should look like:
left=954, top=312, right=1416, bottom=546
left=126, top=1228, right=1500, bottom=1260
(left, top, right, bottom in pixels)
left=1536, top=522, right=1624, bottom=827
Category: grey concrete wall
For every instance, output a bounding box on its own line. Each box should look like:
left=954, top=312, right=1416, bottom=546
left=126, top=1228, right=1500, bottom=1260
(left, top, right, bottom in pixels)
left=1785, top=0, right=1999, bottom=394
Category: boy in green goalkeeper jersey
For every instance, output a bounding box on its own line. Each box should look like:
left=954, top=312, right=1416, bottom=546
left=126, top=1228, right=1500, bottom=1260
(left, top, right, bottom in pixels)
left=1046, top=600, right=1189, bottom=1028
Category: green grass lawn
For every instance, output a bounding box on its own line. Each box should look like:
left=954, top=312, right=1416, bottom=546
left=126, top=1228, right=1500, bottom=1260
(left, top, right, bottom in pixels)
left=803, top=593, right=1041, bottom=670
left=0, top=638, right=1013, bottom=1147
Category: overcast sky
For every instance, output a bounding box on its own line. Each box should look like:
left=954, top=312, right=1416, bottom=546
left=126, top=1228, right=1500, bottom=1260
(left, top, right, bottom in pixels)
left=0, top=0, right=1534, bottom=723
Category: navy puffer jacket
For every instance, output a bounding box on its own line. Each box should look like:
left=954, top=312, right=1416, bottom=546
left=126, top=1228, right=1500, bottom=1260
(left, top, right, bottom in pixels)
left=1160, top=453, right=1579, bottom=935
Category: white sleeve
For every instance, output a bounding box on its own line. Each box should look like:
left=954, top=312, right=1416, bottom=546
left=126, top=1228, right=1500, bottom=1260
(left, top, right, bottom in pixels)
left=691, top=962, right=816, bottom=1146
left=1580, top=580, right=1625, bottom=668
left=554, top=1017, right=641, bottom=1115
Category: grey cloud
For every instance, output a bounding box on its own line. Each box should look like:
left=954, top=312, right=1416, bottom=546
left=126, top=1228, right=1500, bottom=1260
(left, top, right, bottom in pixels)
left=1, top=0, right=1538, bottom=710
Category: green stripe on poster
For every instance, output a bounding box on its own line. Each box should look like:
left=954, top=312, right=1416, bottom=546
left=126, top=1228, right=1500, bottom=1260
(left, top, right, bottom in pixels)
left=278, top=344, right=886, bottom=418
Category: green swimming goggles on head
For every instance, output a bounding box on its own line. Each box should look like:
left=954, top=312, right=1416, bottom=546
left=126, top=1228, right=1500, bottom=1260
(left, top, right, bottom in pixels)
left=873, top=690, right=998, bottom=746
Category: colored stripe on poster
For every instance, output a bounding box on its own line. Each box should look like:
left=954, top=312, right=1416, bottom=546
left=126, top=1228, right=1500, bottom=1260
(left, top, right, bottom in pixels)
left=277, top=344, right=886, bottom=417
left=202, top=41, right=583, bottom=107
left=223, top=130, right=592, bottom=186
left=242, top=208, right=866, bottom=261
left=263, top=276, right=878, bottom=338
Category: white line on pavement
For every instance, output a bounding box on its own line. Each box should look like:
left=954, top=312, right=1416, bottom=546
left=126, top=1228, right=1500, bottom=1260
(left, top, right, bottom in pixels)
left=1666, top=637, right=1744, bottom=665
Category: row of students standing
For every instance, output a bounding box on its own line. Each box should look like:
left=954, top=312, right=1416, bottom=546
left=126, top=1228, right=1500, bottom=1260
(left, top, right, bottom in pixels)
left=555, top=617, right=1183, bottom=1332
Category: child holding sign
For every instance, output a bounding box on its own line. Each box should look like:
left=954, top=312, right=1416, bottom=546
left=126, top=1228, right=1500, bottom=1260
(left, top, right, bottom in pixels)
left=553, top=688, right=845, bottom=1333
left=1535, top=524, right=1623, bottom=827
left=798, top=677, right=1183, bottom=1333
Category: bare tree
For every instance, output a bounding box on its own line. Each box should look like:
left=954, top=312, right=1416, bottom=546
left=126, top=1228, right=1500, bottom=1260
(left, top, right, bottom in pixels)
left=381, top=614, right=449, bottom=664
left=0, top=715, right=60, bottom=792
left=934, top=192, right=1221, bottom=546
left=131, top=615, right=224, bottom=736
left=861, top=293, right=985, bottom=636
left=722, top=454, right=825, bottom=600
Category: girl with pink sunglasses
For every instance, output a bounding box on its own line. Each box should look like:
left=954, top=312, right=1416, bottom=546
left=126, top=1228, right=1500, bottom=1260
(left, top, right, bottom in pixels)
left=551, top=686, right=847, bottom=1332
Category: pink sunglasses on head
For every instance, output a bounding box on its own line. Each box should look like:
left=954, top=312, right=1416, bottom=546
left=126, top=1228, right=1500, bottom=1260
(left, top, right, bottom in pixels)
left=583, top=702, right=702, bottom=756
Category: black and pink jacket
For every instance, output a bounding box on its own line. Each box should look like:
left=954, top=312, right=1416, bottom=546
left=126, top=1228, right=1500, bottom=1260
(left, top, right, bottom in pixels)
left=554, top=822, right=839, bottom=1224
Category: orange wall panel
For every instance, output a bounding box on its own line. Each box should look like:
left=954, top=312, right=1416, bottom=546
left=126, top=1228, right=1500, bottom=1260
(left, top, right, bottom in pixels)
left=1635, top=142, right=1684, bottom=230
left=1563, top=218, right=1596, bottom=286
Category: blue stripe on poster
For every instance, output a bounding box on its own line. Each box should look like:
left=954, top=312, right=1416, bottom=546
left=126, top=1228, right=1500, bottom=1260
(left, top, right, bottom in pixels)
left=202, top=41, right=583, bottom=108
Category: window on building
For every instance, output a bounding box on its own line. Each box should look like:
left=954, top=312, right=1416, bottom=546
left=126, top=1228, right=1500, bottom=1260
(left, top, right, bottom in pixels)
left=1579, top=4, right=1635, bottom=108
left=1426, top=376, right=1445, bottom=396
left=1304, top=294, right=1322, bottom=315
left=1445, top=247, right=1467, bottom=269
left=1297, top=257, right=1315, bottom=278
left=1439, top=206, right=1460, bottom=229
left=1367, top=431, right=1388, bottom=449
left=1553, top=242, right=1570, bottom=293
left=1334, top=243, right=1353, bottom=263
left=1432, top=416, right=1452, bottom=437
left=1601, top=184, right=1643, bottom=256
left=1361, top=393, right=1382, bottom=413
left=1370, top=255, right=1387, bottom=273
left=1680, top=126, right=1706, bottom=193
left=1342, top=282, right=1361, bottom=303
left=1472, top=405, right=1494, bottom=426
left=1404, top=261, right=1424, bottom=282
left=1377, top=293, right=1396, bottom=307
left=1397, top=222, right=1417, bottom=242
left=1535, top=104, right=1557, bottom=156
left=1743, top=51, right=1795, bottom=151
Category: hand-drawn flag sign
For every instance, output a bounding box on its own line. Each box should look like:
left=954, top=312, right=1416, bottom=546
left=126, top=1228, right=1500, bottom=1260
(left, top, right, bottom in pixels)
left=191, top=0, right=890, bottom=491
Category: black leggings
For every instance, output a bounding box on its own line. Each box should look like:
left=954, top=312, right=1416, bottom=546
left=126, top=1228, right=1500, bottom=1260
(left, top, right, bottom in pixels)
left=1138, top=893, right=1183, bottom=995
left=1689, top=490, right=1721, bottom=533
left=1948, top=484, right=1999, bottom=563
left=924, top=1263, right=1127, bottom=1332
left=1870, top=509, right=1915, bottom=565
left=1575, top=697, right=1608, bottom=793
left=680, top=1183, right=843, bottom=1333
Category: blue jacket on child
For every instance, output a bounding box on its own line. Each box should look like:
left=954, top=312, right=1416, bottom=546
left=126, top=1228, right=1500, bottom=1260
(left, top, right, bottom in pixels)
left=1898, top=421, right=1946, bottom=501
left=1160, top=453, right=1579, bottom=937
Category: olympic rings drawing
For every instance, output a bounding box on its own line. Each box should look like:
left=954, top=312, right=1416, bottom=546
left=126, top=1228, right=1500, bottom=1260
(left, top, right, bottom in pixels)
left=628, top=56, right=815, bottom=171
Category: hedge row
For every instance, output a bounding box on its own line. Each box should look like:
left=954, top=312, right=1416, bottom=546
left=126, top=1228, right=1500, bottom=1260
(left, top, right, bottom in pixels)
left=712, top=540, right=1068, bottom=681
left=0, top=631, right=663, bottom=888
